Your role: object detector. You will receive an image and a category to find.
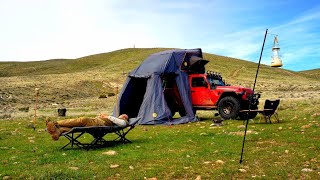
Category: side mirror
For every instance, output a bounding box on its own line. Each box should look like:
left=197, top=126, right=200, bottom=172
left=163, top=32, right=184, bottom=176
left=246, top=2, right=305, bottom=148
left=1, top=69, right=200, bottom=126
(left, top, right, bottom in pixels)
left=211, top=83, right=216, bottom=89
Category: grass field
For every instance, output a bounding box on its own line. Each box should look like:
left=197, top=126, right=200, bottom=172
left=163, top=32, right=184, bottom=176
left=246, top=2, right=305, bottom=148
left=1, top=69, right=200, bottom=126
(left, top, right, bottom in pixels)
left=0, top=99, right=319, bottom=179
left=0, top=48, right=319, bottom=179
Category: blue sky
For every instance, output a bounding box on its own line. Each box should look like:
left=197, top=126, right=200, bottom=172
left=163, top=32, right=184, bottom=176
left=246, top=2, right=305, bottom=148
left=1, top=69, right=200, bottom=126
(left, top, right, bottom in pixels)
left=0, top=0, right=319, bottom=71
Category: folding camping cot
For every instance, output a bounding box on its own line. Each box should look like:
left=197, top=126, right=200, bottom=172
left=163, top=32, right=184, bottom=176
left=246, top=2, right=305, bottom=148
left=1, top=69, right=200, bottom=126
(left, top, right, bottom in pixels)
left=61, top=118, right=139, bottom=150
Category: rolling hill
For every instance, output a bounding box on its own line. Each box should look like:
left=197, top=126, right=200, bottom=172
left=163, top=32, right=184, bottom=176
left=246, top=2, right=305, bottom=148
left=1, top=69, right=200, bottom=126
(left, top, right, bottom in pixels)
left=1, top=48, right=319, bottom=118
left=299, top=68, right=320, bottom=79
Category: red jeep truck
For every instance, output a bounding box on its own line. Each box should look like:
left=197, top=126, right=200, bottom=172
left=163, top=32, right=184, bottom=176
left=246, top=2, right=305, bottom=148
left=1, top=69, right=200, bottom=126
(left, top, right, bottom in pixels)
left=164, top=71, right=260, bottom=120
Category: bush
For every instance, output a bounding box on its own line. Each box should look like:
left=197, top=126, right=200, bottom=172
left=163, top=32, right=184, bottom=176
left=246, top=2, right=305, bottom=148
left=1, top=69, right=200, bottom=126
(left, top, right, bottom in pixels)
left=107, top=92, right=116, bottom=97
left=98, top=94, right=108, bottom=98
left=18, top=107, right=29, bottom=112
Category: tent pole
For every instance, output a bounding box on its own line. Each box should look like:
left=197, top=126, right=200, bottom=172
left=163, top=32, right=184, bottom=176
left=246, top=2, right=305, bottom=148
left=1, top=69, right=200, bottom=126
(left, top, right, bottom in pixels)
left=116, top=86, right=119, bottom=117
left=239, top=29, right=268, bottom=164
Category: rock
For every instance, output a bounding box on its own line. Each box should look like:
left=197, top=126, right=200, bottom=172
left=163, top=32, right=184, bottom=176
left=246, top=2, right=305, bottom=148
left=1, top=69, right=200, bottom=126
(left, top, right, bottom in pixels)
left=312, top=112, right=320, bottom=117
left=37, top=129, right=44, bottom=133
left=102, top=150, right=117, bottom=155
left=239, top=169, right=247, bottom=173
left=215, top=160, right=225, bottom=164
left=110, top=164, right=120, bottom=168
left=237, top=125, right=245, bottom=129
left=229, top=132, right=244, bottom=136
left=2, top=176, right=11, bottom=180
left=301, top=168, right=313, bottom=172
left=301, top=124, right=312, bottom=129
left=210, top=122, right=223, bottom=126
left=209, top=126, right=217, bottom=129
left=69, top=166, right=79, bottom=170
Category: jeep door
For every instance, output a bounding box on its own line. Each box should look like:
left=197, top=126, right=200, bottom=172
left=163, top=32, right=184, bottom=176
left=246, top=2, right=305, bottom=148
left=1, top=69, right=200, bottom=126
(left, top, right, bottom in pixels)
left=190, top=77, right=213, bottom=106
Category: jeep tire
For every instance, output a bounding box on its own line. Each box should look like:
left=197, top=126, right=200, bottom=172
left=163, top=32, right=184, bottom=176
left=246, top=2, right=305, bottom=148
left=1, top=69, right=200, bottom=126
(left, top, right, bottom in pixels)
left=218, top=96, right=240, bottom=119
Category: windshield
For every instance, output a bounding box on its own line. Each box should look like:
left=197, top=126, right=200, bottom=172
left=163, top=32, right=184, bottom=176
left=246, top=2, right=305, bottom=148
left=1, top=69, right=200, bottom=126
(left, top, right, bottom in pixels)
left=207, top=76, right=225, bottom=88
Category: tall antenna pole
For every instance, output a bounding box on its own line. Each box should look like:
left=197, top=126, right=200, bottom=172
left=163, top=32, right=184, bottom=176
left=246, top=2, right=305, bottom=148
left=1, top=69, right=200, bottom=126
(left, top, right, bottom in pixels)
left=240, top=29, right=268, bottom=164
left=33, top=88, right=40, bottom=130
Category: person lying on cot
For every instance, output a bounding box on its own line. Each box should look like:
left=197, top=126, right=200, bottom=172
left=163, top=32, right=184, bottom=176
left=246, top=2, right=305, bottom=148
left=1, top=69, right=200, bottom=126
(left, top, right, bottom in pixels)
left=46, top=114, right=129, bottom=141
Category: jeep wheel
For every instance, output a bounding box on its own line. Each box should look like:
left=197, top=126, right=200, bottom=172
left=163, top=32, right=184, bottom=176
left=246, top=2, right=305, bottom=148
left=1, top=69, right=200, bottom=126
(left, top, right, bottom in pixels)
left=218, top=96, right=240, bottom=119
left=238, top=105, right=258, bottom=120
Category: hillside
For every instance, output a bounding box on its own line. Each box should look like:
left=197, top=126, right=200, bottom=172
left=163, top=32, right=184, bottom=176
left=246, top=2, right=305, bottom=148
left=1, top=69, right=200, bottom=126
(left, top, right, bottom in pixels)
left=1, top=48, right=319, bottom=118
left=299, top=68, right=320, bottom=79
left=0, top=48, right=168, bottom=77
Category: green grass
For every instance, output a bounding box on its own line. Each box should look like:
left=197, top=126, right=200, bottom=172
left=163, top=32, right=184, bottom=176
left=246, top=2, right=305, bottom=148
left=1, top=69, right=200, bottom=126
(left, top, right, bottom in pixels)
left=0, top=99, right=319, bottom=179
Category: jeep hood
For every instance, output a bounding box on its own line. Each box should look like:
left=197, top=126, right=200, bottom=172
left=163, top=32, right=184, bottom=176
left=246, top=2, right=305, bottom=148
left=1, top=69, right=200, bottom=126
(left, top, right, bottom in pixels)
left=216, top=86, right=254, bottom=94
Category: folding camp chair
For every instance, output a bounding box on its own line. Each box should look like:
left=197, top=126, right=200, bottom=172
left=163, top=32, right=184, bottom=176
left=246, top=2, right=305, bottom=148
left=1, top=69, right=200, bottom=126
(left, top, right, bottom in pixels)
left=61, top=118, right=139, bottom=150
left=240, top=99, right=280, bottom=123
left=259, top=99, right=280, bottom=123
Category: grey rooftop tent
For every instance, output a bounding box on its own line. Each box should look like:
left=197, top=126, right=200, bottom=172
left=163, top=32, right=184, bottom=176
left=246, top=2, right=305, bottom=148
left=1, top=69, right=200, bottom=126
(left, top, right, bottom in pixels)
left=113, top=48, right=207, bottom=125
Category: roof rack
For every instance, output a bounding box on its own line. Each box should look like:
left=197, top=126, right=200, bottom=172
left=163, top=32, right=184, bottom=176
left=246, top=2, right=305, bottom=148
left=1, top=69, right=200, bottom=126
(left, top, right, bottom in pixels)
left=206, top=70, right=222, bottom=80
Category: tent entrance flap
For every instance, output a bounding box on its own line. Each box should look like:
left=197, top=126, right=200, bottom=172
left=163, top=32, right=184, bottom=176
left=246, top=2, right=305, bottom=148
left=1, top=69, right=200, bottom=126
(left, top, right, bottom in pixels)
left=162, top=74, right=183, bottom=116
left=120, top=78, right=148, bottom=118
